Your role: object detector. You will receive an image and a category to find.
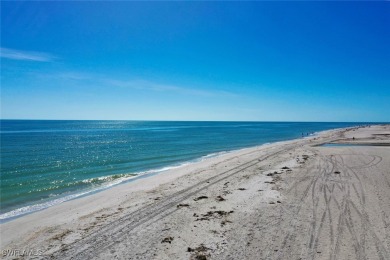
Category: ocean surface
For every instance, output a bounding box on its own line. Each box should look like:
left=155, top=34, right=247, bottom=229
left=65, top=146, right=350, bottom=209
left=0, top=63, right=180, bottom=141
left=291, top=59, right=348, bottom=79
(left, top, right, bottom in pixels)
left=0, top=120, right=370, bottom=220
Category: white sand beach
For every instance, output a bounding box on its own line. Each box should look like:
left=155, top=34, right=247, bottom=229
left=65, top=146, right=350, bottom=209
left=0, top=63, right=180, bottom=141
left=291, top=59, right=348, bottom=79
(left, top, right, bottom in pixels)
left=1, top=125, right=389, bottom=260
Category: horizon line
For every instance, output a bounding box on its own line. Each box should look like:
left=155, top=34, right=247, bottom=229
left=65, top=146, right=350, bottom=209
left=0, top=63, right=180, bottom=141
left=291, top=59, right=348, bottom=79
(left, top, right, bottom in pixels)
left=0, top=119, right=388, bottom=124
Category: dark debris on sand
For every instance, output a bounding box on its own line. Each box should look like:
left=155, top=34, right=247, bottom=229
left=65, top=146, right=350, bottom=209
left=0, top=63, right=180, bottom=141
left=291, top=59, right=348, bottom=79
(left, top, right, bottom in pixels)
left=177, top=203, right=190, bottom=208
left=194, top=196, right=209, bottom=201
left=161, top=237, right=174, bottom=244
left=195, top=210, right=234, bottom=221
left=188, top=244, right=211, bottom=260
left=216, top=196, right=226, bottom=201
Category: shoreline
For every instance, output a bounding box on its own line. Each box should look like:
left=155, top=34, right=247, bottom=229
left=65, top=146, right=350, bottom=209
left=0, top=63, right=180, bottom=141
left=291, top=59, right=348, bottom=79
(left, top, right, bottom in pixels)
left=1, top=124, right=389, bottom=259
left=0, top=126, right=349, bottom=222
left=0, top=150, right=231, bottom=222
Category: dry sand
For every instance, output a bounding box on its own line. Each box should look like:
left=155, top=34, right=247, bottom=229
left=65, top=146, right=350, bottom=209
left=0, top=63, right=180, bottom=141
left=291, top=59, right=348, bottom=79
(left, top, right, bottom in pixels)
left=1, top=125, right=389, bottom=260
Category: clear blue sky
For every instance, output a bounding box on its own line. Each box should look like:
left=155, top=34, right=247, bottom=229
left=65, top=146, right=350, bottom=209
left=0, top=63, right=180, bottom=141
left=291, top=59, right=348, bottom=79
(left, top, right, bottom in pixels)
left=1, top=1, right=389, bottom=122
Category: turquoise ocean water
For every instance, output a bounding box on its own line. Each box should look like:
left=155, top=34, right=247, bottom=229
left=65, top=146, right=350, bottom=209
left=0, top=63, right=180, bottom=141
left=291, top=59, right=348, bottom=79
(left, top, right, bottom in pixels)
left=0, top=120, right=371, bottom=220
